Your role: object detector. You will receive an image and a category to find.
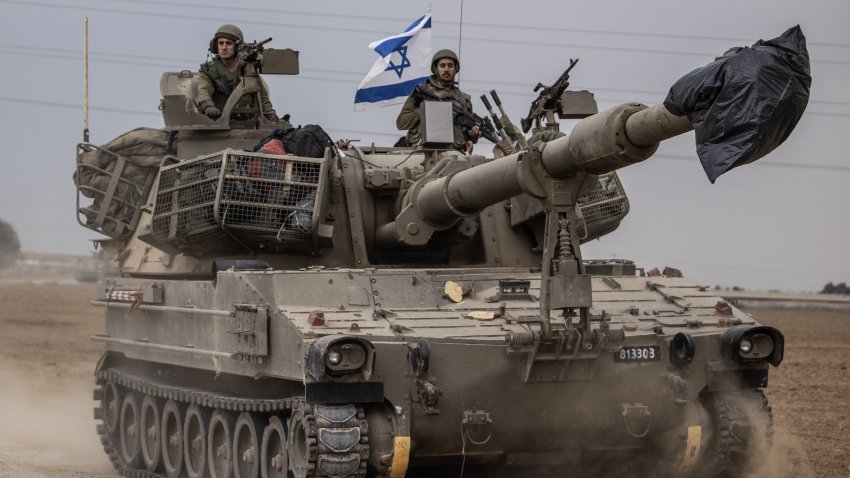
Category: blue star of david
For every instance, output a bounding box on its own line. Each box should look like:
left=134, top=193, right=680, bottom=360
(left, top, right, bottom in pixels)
left=385, top=45, right=411, bottom=78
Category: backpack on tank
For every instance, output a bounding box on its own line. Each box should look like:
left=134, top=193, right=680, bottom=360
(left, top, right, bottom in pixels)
left=252, top=124, right=334, bottom=158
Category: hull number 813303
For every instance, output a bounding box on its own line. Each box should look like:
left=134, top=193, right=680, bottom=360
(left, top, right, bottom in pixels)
left=615, top=346, right=661, bottom=362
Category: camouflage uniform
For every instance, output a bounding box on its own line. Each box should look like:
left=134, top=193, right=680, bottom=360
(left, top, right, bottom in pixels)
left=197, top=57, right=275, bottom=117
left=396, top=76, right=475, bottom=152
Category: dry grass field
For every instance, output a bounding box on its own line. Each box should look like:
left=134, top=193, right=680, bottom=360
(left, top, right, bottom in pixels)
left=0, top=280, right=847, bottom=477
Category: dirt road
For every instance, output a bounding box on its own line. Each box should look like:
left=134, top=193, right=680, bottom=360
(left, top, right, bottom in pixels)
left=0, top=280, right=847, bottom=477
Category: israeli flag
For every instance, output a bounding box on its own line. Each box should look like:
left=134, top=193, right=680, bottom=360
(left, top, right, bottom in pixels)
left=354, top=13, right=432, bottom=111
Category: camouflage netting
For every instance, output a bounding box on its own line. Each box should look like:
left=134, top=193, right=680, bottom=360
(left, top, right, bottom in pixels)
left=74, top=127, right=169, bottom=238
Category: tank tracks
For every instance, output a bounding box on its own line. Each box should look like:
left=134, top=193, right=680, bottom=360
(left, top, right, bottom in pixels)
left=701, top=389, right=774, bottom=478
left=94, top=367, right=369, bottom=478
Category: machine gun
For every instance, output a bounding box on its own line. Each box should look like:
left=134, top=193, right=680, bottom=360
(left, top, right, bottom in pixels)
left=521, top=58, right=579, bottom=133
left=411, top=84, right=500, bottom=144
left=237, top=37, right=273, bottom=69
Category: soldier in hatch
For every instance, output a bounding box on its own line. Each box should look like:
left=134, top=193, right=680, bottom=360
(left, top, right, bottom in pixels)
left=197, top=24, right=279, bottom=122
left=396, top=49, right=481, bottom=153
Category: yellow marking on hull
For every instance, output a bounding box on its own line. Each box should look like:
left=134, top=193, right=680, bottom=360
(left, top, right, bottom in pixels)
left=680, top=425, right=702, bottom=469
left=389, top=436, right=411, bottom=478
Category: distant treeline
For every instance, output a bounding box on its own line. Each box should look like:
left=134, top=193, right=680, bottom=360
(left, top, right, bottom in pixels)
left=821, top=282, right=850, bottom=295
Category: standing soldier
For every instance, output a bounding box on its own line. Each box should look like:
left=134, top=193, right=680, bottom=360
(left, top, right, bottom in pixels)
left=396, top=49, right=481, bottom=152
left=197, top=24, right=279, bottom=122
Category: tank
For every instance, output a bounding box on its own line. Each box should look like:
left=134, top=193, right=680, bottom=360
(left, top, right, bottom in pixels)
left=74, top=35, right=804, bottom=478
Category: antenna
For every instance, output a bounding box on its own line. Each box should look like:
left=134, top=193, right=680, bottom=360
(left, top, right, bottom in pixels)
left=83, top=17, right=89, bottom=142
left=457, top=0, right=465, bottom=81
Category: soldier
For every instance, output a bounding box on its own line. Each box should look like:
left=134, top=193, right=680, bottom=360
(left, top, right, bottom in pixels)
left=396, top=49, right=481, bottom=152
left=197, top=24, right=279, bottom=121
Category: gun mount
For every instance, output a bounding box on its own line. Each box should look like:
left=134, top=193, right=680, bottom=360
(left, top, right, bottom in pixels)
left=75, top=26, right=809, bottom=478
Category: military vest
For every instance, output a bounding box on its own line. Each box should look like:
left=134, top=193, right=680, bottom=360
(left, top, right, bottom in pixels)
left=199, top=59, right=257, bottom=113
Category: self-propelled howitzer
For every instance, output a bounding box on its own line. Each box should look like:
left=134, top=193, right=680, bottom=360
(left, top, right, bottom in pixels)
left=76, top=27, right=809, bottom=478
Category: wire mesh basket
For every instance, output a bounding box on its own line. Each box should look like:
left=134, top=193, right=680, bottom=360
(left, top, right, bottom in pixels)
left=75, top=143, right=157, bottom=239
left=150, top=149, right=327, bottom=257
left=577, top=171, right=630, bottom=242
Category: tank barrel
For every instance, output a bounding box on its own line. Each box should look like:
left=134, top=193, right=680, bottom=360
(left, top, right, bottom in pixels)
left=624, top=104, right=694, bottom=147
left=412, top=102, right=690, bottom=228
left=540, top=103, right=692, bottom=177
left=415, top=153, right=527, bottom=226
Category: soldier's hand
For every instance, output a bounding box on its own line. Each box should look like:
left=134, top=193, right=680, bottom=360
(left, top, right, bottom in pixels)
left=204, top=105, right=222, bottom=119
left=264, top=110, right=280, bottom=122
left=469, top=124, right=481, bottom=141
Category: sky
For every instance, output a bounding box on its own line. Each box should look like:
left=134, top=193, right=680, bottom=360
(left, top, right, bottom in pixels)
left=0, top=0, right=848, bottom=292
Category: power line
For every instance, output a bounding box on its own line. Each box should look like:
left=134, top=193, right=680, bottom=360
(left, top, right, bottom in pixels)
left=6, top=42, right=849, bottom=109
left=4, top=0, right=850, bottom=66
left=18, top=0, right=850, bottom=52
left=4, top=44, right=850, bottom=118
left=0, top=95, right=160, bottom=116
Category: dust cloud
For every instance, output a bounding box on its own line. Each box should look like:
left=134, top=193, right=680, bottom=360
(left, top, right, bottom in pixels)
left=0, top=367, right=112, bottom=473
left=749, top=424, right=815, bottom=478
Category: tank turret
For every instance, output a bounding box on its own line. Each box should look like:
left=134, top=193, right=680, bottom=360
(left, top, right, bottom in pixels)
left=75, top=26, right=809, bottom=478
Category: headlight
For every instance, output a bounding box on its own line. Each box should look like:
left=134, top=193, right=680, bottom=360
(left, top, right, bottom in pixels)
left=721, top=326, right=784, bottom=366
left=738, top=333, right=773, bottom=359
left=327, top=350, right=343, bottom=366
left=325, top=343, right=367, bottom=372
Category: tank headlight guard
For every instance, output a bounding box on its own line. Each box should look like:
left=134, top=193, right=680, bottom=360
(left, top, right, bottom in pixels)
left=306, top=335, right=375, bottom=381
left=720, top=326, right=784, bottom=366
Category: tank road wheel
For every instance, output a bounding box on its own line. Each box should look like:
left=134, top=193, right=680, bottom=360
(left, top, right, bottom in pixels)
left=161, top=399, right=185, bottom=478
left=209, top=410, right=236, bottom=478
left=102, top=381, right=121, bottom=435
left=701, top=389, right=774, bottom=478
left=184, top=403, right=210, bottom=478
left=119, top=392, right=143, bottom=468
left=233, top=412, right=264, bottom=478
left=261, top=415, right=288, bottom=478
left=287, top=407, right=315, bottom=478
left=140, top=395, right=162, bottom=472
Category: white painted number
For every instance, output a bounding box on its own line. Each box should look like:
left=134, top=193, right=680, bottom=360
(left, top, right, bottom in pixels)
left=617, top=347, right=658, bottom=362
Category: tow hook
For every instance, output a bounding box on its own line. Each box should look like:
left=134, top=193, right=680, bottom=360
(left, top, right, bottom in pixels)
left=462, top=410, right=493, bottom=445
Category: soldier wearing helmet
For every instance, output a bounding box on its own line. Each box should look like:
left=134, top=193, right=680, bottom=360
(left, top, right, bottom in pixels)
left=197, top=24, right=279, bottom=121
left=396, top=49, right=481, bottom=152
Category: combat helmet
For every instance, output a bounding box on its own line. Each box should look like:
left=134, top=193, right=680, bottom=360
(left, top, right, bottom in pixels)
left=431, top=49, right=460, bottom=73
left=209, top=24, right=244, bottom=54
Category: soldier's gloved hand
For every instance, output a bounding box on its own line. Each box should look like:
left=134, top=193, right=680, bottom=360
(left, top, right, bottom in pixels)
left=469, top=124, right=481, bottom=141
left=264, top=110, right=280, bottom=122
left=204, top=105, right=222, bottom=119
